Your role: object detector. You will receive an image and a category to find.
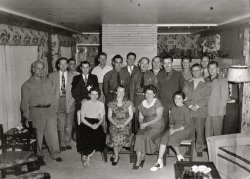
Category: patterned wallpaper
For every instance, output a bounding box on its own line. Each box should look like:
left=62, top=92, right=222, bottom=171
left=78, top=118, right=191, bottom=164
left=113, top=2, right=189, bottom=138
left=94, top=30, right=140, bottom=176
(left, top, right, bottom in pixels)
left=157, top=34, right=201, bottom=58
left=51, top=34, right=76, bottom=71
left=0, top=24, right=49, bottom=74
left=73, top=34, right=100, bottom=44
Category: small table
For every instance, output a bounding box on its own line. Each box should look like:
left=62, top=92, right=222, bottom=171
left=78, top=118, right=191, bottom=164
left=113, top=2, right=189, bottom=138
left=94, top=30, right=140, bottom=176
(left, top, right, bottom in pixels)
left=174, top=161, right=221, bottom=179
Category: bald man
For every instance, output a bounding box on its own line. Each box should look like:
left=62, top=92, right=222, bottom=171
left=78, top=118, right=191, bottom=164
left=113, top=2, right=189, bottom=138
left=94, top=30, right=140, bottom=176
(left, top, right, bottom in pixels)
left=21, top=61, right=62, bottom=166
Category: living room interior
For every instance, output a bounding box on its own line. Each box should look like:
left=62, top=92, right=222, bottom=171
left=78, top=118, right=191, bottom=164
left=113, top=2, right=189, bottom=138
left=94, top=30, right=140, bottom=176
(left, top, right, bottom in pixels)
left=0, top=0, right=249, bottom=179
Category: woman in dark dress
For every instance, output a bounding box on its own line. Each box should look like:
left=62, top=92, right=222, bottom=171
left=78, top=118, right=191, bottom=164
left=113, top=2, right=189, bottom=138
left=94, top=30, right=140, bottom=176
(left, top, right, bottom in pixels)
left=150, top=91, right=191, bottom=171
left=107, top=85, right=133, bottom=165
left=77, top=88, right=106, bottom=167
left=133, top=85, right=165, bottom=169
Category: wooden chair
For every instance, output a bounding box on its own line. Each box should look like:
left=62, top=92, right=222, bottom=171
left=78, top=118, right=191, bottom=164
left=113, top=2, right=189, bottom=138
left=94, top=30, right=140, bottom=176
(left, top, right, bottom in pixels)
left=163, top=138, right=194, bottom=166
left=103, top=134, right=135, bottom=163
left=0, top=124, right=38, bottom=178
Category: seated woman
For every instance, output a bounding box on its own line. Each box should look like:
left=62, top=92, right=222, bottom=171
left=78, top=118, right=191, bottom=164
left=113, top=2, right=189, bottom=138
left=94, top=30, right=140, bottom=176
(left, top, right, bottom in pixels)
left=77, top=88, right=106, bottom=167
left=133, top=85, right=165, bottom=170
left=107, top=85, right=133, bottom=166
left=150, top=91, right=191, bottom=171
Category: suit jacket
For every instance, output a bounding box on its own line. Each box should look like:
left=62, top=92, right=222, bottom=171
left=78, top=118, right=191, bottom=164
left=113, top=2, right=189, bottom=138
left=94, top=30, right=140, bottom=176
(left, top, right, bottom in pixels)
left=183, top=78, right=211, bottom=118
left=121, top=65, right=139, bottom=78
left=205, top=75, right=228, bottom=116
left=71, top=73, right=99, bottom=110
left=48, top=71, right=74, bottom=113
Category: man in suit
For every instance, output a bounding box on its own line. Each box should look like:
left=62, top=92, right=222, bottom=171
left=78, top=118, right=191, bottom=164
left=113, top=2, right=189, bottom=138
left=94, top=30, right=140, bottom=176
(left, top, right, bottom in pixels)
left=49, top=57, right=75, bottom=151
left=150, top=56, right=163, bottom=78
left=21, top=61, right=62, bottom=165
left=130, top=57, right=158, bottom=133
left=205, top=61, right=228, bottom=137
left=121, top=52, right=139, bottom=78
left=71, top=61, right=99, bottom=112
left=183, top=63, right=211, bottom=157
left=157, top=56, right=185, bottom=127
left=103, top=54, right=130, bottom=104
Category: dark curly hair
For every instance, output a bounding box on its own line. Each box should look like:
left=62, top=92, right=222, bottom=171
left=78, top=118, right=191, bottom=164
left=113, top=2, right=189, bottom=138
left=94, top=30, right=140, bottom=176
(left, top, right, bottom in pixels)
left=173, top=91, right=186, bottom=100
left=143, top=85, right=158, bottom=95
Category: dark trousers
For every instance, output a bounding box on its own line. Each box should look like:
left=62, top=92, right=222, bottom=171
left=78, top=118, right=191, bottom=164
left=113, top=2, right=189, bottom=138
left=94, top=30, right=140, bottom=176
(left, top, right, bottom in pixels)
left=191, top=117, right=206, bottom=153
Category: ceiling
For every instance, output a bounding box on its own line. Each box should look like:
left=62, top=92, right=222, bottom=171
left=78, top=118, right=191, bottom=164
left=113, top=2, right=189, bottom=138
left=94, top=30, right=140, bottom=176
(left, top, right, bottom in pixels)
left=0, top=0, right=249, bottom=33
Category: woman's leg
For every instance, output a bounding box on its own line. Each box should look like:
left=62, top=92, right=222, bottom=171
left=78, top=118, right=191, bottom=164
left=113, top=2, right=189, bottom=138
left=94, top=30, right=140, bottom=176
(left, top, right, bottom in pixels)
left=173, top=146, right=180, bottom=155
left=158, top=144, right=167, bottom=160
left=113, top=146, right=119, bottom=161
left=135, top=151, right=142, bottom=166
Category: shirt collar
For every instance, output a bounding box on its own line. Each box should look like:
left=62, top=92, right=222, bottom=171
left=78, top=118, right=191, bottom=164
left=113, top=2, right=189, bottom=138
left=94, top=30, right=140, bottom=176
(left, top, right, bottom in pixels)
left=208, top=74, right=219, bottom=81
left=82, top=73, right=89, bottom=78
left=59, top=70, right=67, bottom=75
left=142, top=98, right=157, bottom=109
left=190, top=77, right=205, bottom=83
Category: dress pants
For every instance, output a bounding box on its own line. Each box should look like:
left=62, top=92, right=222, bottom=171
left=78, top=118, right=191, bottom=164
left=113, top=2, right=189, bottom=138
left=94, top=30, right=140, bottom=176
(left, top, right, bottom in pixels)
left=191, top=117, right=206, bottom=153
left=205, top=115, right=224, bottom=138
left=57, top=96, right=73, bottom=147
left=30, top=106, right=60, bottom=159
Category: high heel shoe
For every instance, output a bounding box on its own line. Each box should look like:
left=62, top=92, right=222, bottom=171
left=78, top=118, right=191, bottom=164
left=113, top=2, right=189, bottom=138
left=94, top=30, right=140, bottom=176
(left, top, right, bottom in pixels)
left=112, top=157, right=120, bottom=166
left=132, top=160, right=145, bottom=169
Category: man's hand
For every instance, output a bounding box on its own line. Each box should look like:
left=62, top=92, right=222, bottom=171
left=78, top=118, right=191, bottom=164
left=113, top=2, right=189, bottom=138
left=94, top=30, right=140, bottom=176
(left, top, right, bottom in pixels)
left=92, top=124, right=98, bottom=130
left=140, top=123, right=147, bottom=129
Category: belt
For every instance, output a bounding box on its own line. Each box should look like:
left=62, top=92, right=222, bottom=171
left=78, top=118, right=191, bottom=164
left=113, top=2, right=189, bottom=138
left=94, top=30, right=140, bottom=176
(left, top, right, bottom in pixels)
left=33, top=104, right=51, bottom=108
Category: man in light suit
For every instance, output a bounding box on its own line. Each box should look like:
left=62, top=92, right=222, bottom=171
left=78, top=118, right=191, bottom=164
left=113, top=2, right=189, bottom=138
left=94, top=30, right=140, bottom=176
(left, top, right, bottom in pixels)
left=205, top=61, right=228, bottom=137
left=183, top=63, right=211, bottom=157
left=49, top=57, right=75, bottom=151
left=121, top=52, right=139, bottom=78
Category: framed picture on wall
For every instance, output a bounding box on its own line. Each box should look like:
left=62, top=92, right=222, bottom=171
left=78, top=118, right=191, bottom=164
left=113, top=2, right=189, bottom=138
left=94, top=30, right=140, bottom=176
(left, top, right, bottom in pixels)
left=76, top=43, right=100, bottom=67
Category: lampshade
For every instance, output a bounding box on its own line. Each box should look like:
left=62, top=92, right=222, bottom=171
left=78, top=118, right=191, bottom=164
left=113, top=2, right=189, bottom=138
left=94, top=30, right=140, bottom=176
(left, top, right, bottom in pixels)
left=226, top=65, right=250, bottom=83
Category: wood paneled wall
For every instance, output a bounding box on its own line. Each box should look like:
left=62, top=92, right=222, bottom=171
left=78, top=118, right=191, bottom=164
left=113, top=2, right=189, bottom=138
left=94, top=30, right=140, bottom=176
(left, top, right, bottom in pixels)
left=102, top=24, right=157, bottom=65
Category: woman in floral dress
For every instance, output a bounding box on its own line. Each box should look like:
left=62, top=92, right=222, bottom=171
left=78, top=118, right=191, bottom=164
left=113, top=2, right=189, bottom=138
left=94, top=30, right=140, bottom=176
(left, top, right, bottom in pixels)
left=107, top=85, right=133, bottom=165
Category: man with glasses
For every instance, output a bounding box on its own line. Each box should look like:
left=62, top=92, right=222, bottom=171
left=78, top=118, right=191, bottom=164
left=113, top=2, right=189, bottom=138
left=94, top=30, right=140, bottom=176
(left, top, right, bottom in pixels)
left=130, top=57, right=158, bottom=133
left=183, top=63, right=211, bottom=157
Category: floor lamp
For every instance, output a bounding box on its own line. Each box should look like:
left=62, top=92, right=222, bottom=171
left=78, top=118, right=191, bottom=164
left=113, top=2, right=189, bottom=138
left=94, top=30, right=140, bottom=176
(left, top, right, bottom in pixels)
left=226, top=65, right=250, bottom=132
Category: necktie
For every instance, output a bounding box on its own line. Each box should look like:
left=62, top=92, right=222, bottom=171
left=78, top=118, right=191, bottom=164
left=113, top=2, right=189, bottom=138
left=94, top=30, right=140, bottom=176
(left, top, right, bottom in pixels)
left=61, top=72, right=66, bottom=95
left=129, top=66, right=133, bottom=76
left=117, top=72, right=121, bottom=85
left=84, top=75, right=88, bottom=86
left=140, top=72, right=145, bottom=88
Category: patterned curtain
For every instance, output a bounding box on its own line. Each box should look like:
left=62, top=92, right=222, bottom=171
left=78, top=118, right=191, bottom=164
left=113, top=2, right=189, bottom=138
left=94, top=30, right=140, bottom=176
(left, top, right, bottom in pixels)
left=0, top=45, right=37, bottom=131
left=242, top=27, right=250, bottom=133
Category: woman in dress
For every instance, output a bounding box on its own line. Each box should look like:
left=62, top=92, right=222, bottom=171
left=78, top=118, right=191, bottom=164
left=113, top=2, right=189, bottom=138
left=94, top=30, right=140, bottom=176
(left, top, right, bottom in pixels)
left=133, top=85, right=165, bottom=169
left=150, top=91, right=191, bottom=171
left=77, top=88, right=106, bottom=167
left=107, top=85, right=133, bottom=166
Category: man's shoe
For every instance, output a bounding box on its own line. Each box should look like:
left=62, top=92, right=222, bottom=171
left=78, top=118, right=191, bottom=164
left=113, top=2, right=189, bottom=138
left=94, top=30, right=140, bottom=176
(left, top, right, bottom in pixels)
left=203, top=148, right=208, bottom=153
left=197, top=152, right=203, bottom=157
left=66, top=146, right=72, bottom=150
left=37, top=156, right=46, bottom=166
left=55, top=157, right=63, bottom=162
left=60, top=146, right=66, bottom=151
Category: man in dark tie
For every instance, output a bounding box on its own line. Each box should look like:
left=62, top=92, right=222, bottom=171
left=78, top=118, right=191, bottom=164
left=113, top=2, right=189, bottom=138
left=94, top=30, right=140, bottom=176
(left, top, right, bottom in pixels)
left=130, top=57, right=158, bottom=133
left=157, top=56, right=185, bottom=127
left=49, top=57, right=75, bottom=151
left=121, top=52, right=139, bottom=78
left=71, top=61, right=99, bottom=113
left=103, top=54, right=130, bottom=104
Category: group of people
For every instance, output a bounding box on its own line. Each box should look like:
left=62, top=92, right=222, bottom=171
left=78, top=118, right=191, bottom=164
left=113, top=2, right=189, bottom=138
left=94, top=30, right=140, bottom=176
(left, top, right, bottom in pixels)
left=21, top=52, right=228, bottom=172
